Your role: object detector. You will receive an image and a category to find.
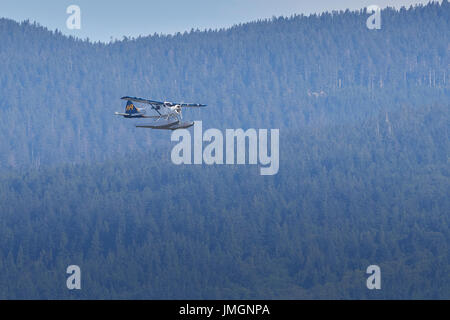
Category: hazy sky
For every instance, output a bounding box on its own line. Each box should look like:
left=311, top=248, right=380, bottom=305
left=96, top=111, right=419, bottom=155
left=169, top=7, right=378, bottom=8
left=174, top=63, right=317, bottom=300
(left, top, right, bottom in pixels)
left=0, top=0, right=438, bottom=42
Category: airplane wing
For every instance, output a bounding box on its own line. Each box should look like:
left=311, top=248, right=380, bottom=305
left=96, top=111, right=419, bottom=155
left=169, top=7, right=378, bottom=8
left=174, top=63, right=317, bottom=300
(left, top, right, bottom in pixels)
left=121, top=96, right=206, bottom=108
left=179, top=103, right=207, bottom=108
left=121, top=96, right=165, bottom=106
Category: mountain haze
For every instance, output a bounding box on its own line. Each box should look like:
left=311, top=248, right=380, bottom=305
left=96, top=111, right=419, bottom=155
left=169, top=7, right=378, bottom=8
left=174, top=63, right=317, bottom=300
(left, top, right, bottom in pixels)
left=0, top=1, right=448, bottom=299
left=0, top=2, right=448, bottom=168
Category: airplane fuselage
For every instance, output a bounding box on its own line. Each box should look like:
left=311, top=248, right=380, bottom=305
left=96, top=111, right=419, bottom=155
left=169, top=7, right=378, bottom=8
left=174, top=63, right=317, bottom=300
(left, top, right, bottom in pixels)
left=167, top=105, right=182, bottom=116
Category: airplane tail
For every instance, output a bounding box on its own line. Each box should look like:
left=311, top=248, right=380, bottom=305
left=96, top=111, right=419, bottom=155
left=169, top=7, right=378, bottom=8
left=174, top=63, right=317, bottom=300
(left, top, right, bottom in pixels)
left=125, top=100, right=138, bottom=114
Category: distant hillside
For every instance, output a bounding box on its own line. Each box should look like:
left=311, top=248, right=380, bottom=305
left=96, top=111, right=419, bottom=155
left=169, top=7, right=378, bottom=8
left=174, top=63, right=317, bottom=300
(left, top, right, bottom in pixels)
left=0, top=102, right=448, bottom=299
left=0, top=1, right=448, bottom=168
left=0, top=2, right=448, bottom=299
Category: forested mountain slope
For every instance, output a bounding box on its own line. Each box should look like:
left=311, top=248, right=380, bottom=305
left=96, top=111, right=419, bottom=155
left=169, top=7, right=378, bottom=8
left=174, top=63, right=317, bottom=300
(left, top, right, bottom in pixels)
left=0, top=1, right=448, bottom=168
left=0, top=103, right=448, bottom=299
left=0, top=1, right=448, bottom=299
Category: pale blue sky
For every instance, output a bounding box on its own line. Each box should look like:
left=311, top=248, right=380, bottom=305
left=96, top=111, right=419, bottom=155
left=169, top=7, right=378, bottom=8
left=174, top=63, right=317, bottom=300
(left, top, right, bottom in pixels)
left=0, top=0, right=437, bottom=42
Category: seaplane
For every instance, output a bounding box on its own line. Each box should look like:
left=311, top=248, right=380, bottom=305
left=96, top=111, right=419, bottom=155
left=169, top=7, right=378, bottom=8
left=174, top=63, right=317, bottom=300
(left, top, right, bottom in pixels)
left=115, top=96, right=206, bottom=130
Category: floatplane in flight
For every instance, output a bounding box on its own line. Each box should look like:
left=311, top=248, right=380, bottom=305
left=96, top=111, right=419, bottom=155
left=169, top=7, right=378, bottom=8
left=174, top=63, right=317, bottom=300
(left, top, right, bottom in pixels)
left=115, top=96, right=206, bottom=130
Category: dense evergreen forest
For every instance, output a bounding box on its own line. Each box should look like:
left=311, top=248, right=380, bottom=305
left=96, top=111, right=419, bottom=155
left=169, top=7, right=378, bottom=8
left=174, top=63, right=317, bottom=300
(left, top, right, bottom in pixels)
left=0, top=2, right=448, bottom=298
